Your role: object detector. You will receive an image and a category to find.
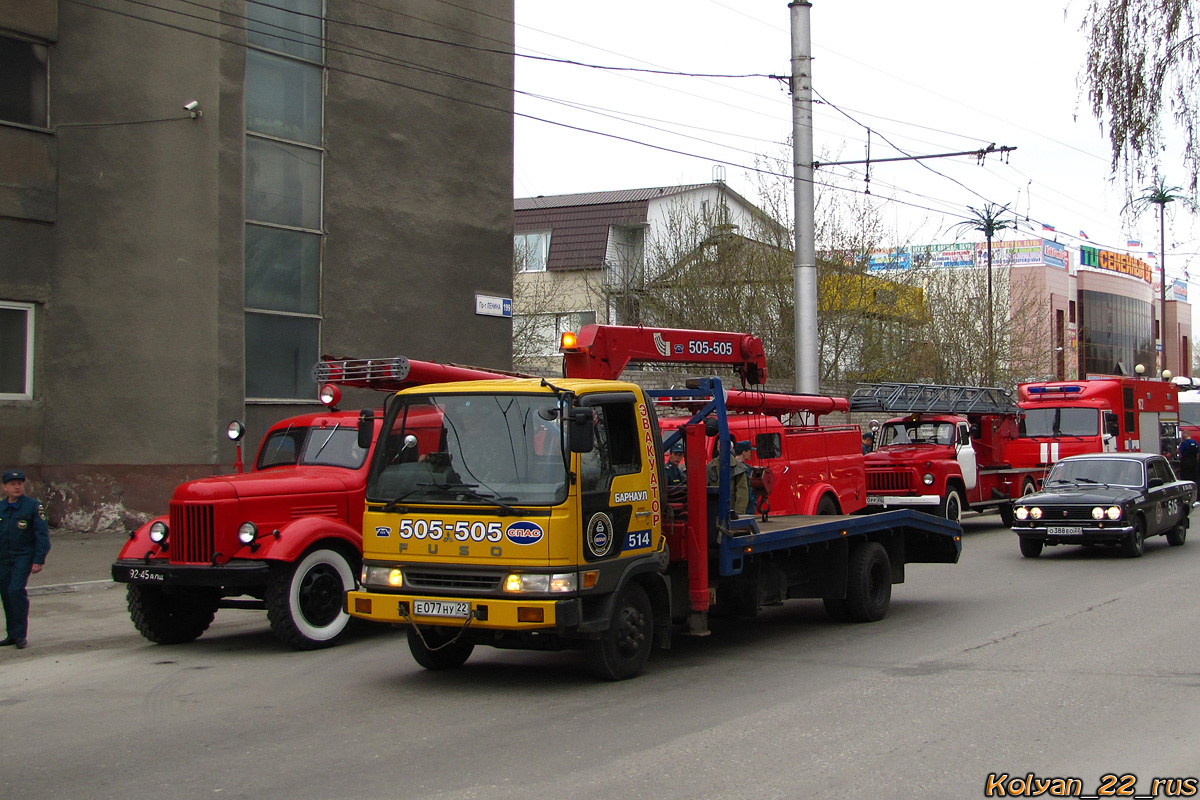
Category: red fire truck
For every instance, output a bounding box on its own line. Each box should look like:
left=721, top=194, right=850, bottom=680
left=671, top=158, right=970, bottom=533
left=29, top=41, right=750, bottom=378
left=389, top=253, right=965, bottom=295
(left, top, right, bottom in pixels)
left=111, top=356, right=521, bottom=650
left=850, top=383, right=1046, bottom=525
left=1012, top=377, right=1180, bottom=466
left=346, top=325, right=961, bottom=679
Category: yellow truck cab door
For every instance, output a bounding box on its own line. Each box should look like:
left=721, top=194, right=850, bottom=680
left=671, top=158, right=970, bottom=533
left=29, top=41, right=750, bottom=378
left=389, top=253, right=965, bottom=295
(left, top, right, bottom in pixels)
left=576, top=391, right=661, bottom=561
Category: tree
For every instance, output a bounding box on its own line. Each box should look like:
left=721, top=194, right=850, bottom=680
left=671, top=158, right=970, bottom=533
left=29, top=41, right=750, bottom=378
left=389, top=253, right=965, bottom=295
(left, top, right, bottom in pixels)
left=1082, top=0, right=1200, bottom=192
left=511, top=239, right=586, bottom=374
left=1124, top=176, right=1197, bottom=375
left=948, top=204, right=1018, bottom=385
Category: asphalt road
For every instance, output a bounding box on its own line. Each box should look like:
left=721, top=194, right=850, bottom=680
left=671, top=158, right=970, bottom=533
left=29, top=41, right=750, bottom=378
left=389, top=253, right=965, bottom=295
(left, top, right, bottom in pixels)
left=2, top=516, right=1197, bottom=800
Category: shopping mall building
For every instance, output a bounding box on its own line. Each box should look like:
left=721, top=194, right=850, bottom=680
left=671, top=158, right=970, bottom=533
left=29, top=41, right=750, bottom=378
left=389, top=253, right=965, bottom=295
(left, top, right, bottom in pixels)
left=869, top=238, right=1192, bottom=381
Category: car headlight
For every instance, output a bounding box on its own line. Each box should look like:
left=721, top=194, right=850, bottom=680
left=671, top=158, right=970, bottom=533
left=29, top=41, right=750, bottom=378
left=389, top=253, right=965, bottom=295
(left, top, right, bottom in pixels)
left=1015, top=506, right=1029, bottom=520
left=922, top=473, right=935, bottom=485
left=237, top=522, right=258, bottom=544
left=1106, top=505, right=1122, bottom=520
left=362, top=566, right=403, bottom=588
left=1092, top=506, right=1105, bottom=520
left=1029, top=507, right=1043, bottom=520
left=503, top=573, right=578, bottom=593
left=148, top=521, right=169, bottom=544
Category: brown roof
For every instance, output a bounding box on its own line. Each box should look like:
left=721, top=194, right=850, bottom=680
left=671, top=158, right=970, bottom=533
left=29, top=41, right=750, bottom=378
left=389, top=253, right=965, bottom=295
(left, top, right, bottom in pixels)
left=515, top=185, right=710, bottom=271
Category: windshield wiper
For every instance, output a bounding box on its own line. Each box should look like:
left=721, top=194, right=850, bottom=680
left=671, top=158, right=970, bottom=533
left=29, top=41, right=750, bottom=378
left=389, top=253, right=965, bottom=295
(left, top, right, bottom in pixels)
left=422, top=483, right=520, bottom=515
left=1073, top=476, right=1100, bottom=484
left=309, top=424, right=341, bottom=462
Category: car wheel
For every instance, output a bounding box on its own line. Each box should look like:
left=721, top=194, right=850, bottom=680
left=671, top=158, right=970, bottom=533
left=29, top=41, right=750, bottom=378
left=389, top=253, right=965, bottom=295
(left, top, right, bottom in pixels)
left=1121, top=518, right=1146, bottom=558
left=1166, top=522, right=1187, bottom=547
left=1018, top=537, right=1043, bottom=558
left=266, top=547, right=357, bottom=650
left=939, top=488, right=963, bottom=524
left=407, top=625, right=474, bottom=670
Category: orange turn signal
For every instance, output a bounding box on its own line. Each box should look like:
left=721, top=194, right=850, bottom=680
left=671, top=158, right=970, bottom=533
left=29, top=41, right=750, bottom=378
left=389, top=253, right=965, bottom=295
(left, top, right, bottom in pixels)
left=517, top=607, right=545, bottom=623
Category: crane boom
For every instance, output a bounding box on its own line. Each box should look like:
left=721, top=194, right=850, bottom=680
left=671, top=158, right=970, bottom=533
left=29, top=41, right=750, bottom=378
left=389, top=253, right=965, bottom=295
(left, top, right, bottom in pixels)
left=561, top=324, right=768, bottom=385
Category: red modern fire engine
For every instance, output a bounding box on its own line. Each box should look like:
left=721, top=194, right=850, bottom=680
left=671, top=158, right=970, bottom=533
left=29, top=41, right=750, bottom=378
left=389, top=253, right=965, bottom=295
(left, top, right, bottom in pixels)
left=1012, top=377, right=1180, bottom=466
left=850, top=383, right=1047, bottom=524
left=111, top=356, right=521, bottom=650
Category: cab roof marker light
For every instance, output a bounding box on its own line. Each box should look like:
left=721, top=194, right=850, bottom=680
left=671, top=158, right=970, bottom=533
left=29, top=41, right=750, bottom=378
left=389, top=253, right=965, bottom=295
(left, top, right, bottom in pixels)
left=560, top=331, right=579, bottom=351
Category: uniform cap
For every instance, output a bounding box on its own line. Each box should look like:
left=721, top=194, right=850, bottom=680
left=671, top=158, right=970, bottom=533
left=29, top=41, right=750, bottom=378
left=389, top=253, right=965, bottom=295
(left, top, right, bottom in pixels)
left=2, top=470, right=26, bottom=483
left=734, top=441, right=754, bottom=454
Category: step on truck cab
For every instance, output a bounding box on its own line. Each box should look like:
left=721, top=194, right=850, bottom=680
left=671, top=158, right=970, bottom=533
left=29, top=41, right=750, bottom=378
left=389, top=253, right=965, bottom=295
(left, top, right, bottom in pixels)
left=346, top=326, right=962, bottom=680
left=851, top=383, right=1047, bottom=525
left=111, top=355, right=522, bottom=650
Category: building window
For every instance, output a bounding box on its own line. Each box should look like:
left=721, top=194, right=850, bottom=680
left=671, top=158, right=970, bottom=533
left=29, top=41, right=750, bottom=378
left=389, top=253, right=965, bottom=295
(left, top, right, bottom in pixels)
left=245, top=0, right=324, bottom=401
left=0, top=302, right=34, bottom=399
left=522, top=310, right=595, bottom=355
left=0, top=36, right=48, bottom=128
left=515, top=231, right=551, bottom=272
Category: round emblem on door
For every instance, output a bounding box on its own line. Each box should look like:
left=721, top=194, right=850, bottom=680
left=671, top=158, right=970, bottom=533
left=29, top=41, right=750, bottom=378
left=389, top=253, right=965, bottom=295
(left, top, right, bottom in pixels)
left=587, top=512, right=614, bottom=558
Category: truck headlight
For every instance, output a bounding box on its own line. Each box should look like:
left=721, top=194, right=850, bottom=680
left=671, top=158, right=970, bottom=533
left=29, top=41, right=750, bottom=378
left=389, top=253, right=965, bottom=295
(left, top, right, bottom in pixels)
left=1029, top=507, right=1043, bottom=520
left=363, top=566, right=403, bottom=588
left=1015, top=507, right=1029, bottom=520
left=1106, top=506, right=1122, bottom=520
left=148, top=521, right=169, bottom=544
left=922, top=473, right=935, bottom=485
left=503, top=573, right=578, bottom=593
left=237, top=522, right=258, bottom=544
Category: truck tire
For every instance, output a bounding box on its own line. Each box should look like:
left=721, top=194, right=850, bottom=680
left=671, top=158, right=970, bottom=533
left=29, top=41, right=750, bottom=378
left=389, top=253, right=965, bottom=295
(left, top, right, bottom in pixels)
left=844, top=541, right=891, bottom=622
left=822, top=597, right=851, bottom=622
left=1018, top=537, right=1043, bottom=558
left=407, top=625, right=474, bottom=670
left=939, top=487, right=963, bottom=524
left=816, top=495, right=839, bottom=515
left=585, top=582, right=653, bottom=680
left=1121, top=517, right=1146, bottom=558
left=127, top=585, right=219, bottom=645
left=999, top=479, right=1037, bottom=526
left=266, top=547, right=357, bottom=650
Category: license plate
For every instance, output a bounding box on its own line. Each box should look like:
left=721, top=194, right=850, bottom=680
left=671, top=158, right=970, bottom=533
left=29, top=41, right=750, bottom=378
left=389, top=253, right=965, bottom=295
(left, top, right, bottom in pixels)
left=866, top=495, right=885, bottom=505
left=413, top=599, right=470, bottom=619
left=1048, top=526, right=1083, bottom=536
left=124, top=567, right=167, bottom=582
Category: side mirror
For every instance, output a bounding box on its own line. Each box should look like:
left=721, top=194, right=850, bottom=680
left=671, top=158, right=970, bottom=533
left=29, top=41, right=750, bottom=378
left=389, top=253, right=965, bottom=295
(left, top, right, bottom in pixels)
left=358, top=409, right=375, bottom=450
left=1148, top=476, right=1165, bottom=488
left=568, top=407, right=594, bottom=453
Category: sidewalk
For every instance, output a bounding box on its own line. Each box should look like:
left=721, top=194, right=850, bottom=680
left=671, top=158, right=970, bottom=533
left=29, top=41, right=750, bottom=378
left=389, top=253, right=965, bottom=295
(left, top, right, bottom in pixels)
left=27, top=528, right=130, bottom=596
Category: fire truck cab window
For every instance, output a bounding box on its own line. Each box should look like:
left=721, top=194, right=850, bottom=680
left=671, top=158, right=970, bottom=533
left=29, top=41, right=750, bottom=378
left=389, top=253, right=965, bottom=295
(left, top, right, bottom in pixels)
left=1019, top=407, right=1100, bottom=438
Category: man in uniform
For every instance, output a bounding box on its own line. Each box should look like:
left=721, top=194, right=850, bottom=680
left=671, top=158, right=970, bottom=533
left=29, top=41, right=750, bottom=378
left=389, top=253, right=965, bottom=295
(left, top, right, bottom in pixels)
left=0, top=470, right=51, bottom=649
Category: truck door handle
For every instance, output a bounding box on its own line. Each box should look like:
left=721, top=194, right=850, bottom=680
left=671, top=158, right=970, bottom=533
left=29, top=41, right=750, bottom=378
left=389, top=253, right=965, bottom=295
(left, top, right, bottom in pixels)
left=635, top=510, right=651, bottom=517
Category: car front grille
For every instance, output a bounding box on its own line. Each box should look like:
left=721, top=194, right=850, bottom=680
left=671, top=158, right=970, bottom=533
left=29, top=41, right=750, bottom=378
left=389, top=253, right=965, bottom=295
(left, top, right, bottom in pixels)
left=866, top=470, right=911, bottom=492
left=169, top=503, right=215, bottom=563
left=1031, top=505, right=1103, bottom=523
left=403, top=569, right=506, bottom=591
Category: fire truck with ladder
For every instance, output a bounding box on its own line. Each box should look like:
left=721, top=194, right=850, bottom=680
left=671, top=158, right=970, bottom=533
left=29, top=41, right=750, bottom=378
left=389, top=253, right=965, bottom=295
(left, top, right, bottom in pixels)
left=345, top=325, right=962, bottom=680
left=110, top=356, right=524, bottom=650
left=850, top=382, right=1047, bottom=525
left=1012, top=377, right=1180, bottom=466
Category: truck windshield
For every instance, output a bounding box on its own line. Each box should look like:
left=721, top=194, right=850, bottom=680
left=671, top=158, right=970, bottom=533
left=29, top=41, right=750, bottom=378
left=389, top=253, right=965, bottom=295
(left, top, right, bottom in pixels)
left=257, top=426, right=369, bottom=470
left=878, top=421, right=955, bottom=446
left=1180, top=403, right=1200, bottom=426
left=367, top=393, right=568, bottom=506
left=1019, top=407, right=1099, bottom=437
left=1045, top=458, right=1143, bottom=487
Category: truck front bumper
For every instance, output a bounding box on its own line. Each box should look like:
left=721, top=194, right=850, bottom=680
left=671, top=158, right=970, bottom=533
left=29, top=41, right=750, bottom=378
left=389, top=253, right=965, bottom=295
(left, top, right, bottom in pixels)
left=112, top=559, right=271, bottom=588
left=865, top=493, right=940, bottom=509
left=346, top=589, right=581, bottom=631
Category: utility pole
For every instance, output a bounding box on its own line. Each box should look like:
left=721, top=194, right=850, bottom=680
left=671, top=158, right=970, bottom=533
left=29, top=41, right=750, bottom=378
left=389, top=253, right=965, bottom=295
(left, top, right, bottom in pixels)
left=790, top=0, right=818, bottom=394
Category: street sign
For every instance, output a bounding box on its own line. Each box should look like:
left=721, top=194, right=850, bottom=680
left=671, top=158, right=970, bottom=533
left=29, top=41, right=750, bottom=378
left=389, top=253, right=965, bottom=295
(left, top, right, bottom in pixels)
left=475, top=294, right=513, bottom=318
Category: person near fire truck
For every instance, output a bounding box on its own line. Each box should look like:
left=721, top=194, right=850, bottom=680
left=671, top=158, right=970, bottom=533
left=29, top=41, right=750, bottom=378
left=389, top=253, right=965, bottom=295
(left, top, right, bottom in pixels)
left=0, top=470, right=51, bottom=649
left=1179, top=433, right=1199, bottom=483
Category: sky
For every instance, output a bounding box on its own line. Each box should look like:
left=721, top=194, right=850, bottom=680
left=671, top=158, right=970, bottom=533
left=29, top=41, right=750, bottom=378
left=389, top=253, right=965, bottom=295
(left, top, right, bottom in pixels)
left=512, top=0, right=1199, bottom=289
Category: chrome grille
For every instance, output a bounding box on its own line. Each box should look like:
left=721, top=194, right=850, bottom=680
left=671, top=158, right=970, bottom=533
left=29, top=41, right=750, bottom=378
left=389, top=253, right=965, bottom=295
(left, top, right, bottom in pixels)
left=1033, top=505, right=1104, bottom=523
left=403, top=570, right=506, bottom=591
left=867, top=470, right=910, bottom=492
left=169, top=503, right=215, bottom=563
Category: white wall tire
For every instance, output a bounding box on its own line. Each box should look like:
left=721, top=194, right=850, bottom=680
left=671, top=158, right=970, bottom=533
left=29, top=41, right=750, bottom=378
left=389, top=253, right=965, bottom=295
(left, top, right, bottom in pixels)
left=266, top=547, right=356, bottom=650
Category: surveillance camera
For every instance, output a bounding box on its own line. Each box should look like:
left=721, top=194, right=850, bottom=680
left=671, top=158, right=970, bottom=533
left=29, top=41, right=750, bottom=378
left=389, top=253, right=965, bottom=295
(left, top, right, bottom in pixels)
left=184, top=100, right=200, bottom=112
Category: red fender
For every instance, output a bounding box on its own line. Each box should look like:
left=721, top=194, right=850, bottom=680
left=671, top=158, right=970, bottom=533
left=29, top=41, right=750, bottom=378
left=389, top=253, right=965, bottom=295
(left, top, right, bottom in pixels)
left=246, top=515, right=362, bottom=563
left=798, top=483, right=840, bottom=515
left=117, top=516, right=169, bottom=561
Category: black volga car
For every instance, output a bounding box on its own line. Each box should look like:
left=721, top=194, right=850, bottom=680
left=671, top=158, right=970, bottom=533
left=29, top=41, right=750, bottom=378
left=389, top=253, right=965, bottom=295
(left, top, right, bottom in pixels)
left=1011, top=452, right=1196, bottom=558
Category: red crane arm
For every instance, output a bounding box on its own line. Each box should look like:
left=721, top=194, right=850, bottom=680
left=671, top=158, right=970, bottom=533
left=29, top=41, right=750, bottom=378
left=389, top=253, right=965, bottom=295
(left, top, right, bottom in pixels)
left=314, top=356, right=532, bottom=392
left=561, top=324, right=768, bottom=385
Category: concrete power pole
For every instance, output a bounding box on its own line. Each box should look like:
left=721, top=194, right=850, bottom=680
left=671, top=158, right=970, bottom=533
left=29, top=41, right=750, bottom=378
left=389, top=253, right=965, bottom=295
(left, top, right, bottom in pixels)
left=790, top=1, right=819, bottom=393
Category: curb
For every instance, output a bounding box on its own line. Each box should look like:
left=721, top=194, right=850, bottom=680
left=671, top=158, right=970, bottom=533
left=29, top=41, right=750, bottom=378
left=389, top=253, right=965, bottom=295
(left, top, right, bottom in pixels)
left=29, top=580, right=118, bottom=597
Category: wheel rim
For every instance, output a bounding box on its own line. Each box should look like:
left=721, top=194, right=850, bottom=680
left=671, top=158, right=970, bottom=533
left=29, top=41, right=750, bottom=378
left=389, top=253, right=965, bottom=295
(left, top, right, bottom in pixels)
left=613, top=604, right=648, bottom=659
left=947, top=493, right=961, bottom=522
left=297, top=563, right=344, bottom=627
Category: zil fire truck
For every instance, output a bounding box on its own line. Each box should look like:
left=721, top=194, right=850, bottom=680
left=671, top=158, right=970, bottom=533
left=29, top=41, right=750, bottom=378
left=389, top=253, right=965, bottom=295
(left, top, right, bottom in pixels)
left=345, top=325, right=961, bottom=680
left=1012, top=377, right=1180, bottom=466
left=850, top=383, right=1047, bottom=525
left=111, top=356, right=521, bottom=650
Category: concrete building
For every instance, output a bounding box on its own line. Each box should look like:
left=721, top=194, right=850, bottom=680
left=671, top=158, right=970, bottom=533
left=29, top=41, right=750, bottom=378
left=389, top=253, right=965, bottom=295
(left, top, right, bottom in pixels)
left=0, top=1, right=514, bottom=528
